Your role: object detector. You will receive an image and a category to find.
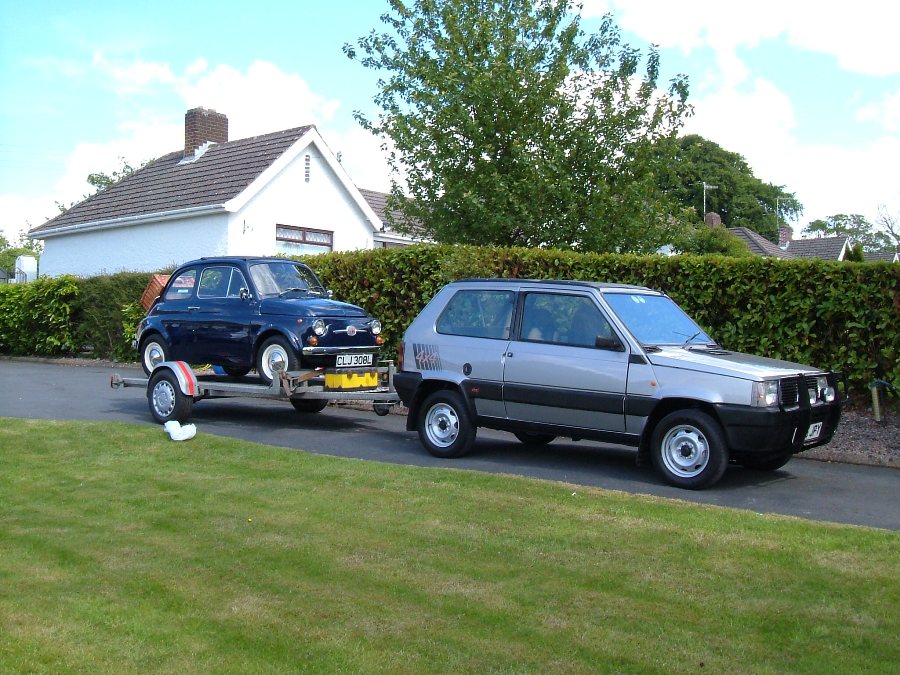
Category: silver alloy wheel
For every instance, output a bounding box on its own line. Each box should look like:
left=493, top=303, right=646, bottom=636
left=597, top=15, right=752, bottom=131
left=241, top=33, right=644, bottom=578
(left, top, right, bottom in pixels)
left=660, top=424, right=710, bottom=478
left=143, top=341, right=166, bottom=372
left=151, top=379, right=176, bottom=418
left=260, top=342, right=289, bottom=381
left=423, top=401, right=460, bottom=448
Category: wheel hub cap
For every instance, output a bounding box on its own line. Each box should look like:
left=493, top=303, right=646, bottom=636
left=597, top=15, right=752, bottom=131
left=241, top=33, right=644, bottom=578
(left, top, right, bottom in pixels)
left=425, top=404, right=459, bottom=448
left=662, top=425, right=709, bottom=478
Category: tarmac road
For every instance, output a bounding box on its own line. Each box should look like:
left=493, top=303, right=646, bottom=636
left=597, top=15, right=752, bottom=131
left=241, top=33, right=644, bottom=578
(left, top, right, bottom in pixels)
left=1, top=359, right=898, bottom=530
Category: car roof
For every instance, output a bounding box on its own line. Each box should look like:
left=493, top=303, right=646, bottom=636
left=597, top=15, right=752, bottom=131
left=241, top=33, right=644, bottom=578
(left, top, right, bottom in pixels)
left=454, top=278, right=658, bottom=293
left=179, top=256, right=307, bottom=266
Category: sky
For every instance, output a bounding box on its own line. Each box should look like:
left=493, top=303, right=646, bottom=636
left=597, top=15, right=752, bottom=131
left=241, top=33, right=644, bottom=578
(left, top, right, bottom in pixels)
left=1, top=0, right=898, bottom=244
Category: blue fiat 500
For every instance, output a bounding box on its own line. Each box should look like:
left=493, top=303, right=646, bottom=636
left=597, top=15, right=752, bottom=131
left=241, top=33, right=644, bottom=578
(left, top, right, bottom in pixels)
left=136, top=257, right=383, bottom=382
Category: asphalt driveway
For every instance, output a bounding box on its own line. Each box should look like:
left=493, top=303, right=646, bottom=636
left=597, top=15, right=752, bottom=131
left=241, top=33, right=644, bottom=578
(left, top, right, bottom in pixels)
left=1, top=359, right=897, bottom=530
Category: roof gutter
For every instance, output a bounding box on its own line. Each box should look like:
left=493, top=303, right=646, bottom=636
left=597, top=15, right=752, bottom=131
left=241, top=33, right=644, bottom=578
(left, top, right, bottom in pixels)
left=31, top=204, right=228, bottom=239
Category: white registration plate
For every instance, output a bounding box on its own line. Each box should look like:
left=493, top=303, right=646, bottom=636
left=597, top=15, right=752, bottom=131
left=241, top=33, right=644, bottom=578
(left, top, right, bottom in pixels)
left=336, top=353, right=373, bottom=368
left=804, top=422, right=823, bottom=442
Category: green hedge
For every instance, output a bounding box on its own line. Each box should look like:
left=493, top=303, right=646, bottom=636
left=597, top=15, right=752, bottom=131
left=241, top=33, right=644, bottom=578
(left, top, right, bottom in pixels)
left=302, top=245, right=900, bottom=393
left=1, top=246, right=897, bottom=395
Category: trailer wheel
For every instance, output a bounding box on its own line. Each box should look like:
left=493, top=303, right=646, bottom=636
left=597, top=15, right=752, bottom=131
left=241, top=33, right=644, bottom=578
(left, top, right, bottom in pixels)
left=257, top=336, right=298, bottom=384
left=373, top=403, right=393, bottom=417
left=290, top=398, right=329, bottom=413
left=147, top=369, right=193, bottom=424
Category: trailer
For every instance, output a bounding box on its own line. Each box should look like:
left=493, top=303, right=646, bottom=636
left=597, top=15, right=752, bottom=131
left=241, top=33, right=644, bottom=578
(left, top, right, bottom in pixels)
left=110, top=360, right=400, bottom=424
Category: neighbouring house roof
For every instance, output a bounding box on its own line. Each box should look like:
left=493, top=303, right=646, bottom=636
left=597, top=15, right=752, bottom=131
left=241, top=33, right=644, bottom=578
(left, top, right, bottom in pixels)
left=785, top=236, right=849, bottom=261
left=358, top=187, right=423, bottom=238
left=727, top=227, right=793, bottom=258
left=30, top=126, right=313, bottom=237
left=864, top=250, right=899, bottom=263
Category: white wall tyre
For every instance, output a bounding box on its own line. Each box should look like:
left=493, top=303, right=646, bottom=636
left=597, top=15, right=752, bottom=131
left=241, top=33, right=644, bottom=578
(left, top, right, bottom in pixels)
left=140, top=335, right=169, bottom=376
left=256, top=336, right=298, bottom=384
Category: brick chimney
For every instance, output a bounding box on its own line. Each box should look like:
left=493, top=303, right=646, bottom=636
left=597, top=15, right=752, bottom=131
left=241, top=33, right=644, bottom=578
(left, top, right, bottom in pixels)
left=184, top=107, right=228, bottom=158
left=778, top=225, right=793, bottom=247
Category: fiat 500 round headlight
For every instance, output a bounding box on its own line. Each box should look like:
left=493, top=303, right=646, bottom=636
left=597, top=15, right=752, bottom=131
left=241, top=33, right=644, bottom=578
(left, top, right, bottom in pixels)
left=312, top=319, right=327, bottom=336
left=371, top=320, right=382, bottom=335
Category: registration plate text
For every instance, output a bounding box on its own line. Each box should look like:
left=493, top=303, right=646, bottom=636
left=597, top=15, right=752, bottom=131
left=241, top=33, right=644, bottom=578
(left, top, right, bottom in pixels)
left=336, top=353, right=373, bottom=368
left=804, top=422, right=823, bottom=442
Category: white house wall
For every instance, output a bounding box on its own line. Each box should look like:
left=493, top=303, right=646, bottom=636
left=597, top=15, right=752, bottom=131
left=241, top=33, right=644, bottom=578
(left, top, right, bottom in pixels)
left=39, top=212, right=230, bottom=277
left=231, top=145, right=375, bottom=254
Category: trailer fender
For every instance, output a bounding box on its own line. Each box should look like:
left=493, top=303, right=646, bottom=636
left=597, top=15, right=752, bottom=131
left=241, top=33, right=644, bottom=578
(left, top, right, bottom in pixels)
left=156, top=361, right=198, bottom=397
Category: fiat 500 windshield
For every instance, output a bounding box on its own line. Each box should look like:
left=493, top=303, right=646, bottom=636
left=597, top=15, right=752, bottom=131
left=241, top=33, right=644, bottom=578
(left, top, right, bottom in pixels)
left=249, top=261, right=326, bottom=297
left=603, top=292, right=712, bottom=347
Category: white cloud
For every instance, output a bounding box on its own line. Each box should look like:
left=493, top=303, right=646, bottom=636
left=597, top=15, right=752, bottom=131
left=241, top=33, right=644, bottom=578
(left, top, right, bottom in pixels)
left=856, top=90, right=900, bottom=133
left=583, top=0, right=900, bottom=76
left=176, top=60, right=341, bottom=138
left=0, top=194, right=59, bottom=242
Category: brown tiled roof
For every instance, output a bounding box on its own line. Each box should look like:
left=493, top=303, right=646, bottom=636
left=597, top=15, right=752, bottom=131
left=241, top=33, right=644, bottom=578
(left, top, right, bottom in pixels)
left=31, top=126, right=313, bottom=235
left=358, top=187, right=420, bottom=234
left=785, top=236, right=848, bottom=261
left=726, top=227, right=793, bottom=258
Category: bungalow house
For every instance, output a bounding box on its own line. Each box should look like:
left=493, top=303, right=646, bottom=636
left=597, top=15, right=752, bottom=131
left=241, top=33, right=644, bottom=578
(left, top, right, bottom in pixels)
left=727, top=224, right=849, bottom=261
left=29, top=107, right=415, bottom=277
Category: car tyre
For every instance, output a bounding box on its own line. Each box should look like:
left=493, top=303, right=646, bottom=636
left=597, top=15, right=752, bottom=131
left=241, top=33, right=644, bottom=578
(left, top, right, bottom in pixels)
left=222, top=366, right=251, bottom=378
left=650, top=409, right=728, bottom=489
left=513, top=431, right=556, bottom=446
left=140, top=334, right=169, bottom=376
left=290, top=398, right=329, bottom=413
left=147, top=369, right=193, bottom=424
left=257, top=336, right=298, bottom=384
left=417, top=390, right=476, bottom=459
left=742, top=451, right=793, bottom=472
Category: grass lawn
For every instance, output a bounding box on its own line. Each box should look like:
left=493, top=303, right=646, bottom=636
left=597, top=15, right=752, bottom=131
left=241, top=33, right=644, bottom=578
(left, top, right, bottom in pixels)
left=1, top=418, right=897, bottom=673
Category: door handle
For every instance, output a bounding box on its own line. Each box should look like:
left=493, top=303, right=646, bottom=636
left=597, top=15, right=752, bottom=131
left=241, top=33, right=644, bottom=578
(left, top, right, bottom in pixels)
left=187, top=306, right=200, bottom=311
left=505, top=352, right=514, bottom=357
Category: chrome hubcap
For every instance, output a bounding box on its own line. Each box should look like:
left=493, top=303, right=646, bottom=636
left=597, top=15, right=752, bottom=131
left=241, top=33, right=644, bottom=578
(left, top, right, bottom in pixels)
left=152, top=380, right=176, bottom=417
left=145, top=343, right=165, bottom=370
left=262, top=345, right=287, bottom=379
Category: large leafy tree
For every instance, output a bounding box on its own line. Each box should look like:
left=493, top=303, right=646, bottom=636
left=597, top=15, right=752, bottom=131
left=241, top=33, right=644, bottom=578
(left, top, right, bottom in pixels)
left=345, top=0, right=690, bottom=253
left=802, top=214, right=895, bottom=253
left=656, top=135, right=800, bottom=241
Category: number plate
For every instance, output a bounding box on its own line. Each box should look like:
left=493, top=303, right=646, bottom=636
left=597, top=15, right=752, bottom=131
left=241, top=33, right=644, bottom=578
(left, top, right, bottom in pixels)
left=336, top=353, right=373, bottom=368
left=804, top=422, right=823, bottom=442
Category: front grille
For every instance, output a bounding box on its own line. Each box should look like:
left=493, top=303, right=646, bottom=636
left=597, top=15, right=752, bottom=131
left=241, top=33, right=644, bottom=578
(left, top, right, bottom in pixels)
left=780, top=378, right=800, bottom=409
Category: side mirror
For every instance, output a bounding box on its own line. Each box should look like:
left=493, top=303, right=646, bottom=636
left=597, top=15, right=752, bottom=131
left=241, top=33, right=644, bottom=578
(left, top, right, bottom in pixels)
left=326, top=289, right=334, bottom=299
left=595, top=335, right=624, bottom=351
left=239, top=288, right=252, bottom=301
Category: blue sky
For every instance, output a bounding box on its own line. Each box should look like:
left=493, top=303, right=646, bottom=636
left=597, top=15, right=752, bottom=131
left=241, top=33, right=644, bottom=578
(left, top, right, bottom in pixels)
left=2, top=0, right=898, bottom=242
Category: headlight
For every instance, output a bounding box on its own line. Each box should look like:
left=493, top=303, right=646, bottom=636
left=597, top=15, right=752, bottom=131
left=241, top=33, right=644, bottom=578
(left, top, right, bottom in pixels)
left=371, top=319, right=382, bottom=336
left=312, top=319, right=327, bottom=336
left=752, top=380, right=779, bottom=407
left=816, top=375, right=836, bottom=403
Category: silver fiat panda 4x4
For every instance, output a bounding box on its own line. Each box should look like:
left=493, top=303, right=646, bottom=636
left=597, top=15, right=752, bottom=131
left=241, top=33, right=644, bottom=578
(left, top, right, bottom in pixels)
left=393, top=279, right=841, bottom=489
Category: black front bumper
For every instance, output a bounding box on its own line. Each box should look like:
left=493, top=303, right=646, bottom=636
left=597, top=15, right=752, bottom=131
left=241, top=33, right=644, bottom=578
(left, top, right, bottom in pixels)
left=714, top=400, right=841, bottom=455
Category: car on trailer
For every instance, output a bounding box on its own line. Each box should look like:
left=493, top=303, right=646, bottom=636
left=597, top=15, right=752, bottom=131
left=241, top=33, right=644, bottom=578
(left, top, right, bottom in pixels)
left=135, top=257, right=385, bottom=393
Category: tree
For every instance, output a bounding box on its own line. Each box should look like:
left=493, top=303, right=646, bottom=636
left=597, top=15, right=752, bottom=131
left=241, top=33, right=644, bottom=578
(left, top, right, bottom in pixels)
left=801, top=214, right=894, bottom=253
left=344, top=0, right=690, bottom=254
left=875, top=205, right=900, bottom=251
left=655, top=134, right=801, bottom=241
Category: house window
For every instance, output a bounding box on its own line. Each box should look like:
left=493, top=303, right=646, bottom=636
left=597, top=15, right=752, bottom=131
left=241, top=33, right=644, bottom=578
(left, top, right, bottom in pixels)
left=275, top=225, right=333, bottom=255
